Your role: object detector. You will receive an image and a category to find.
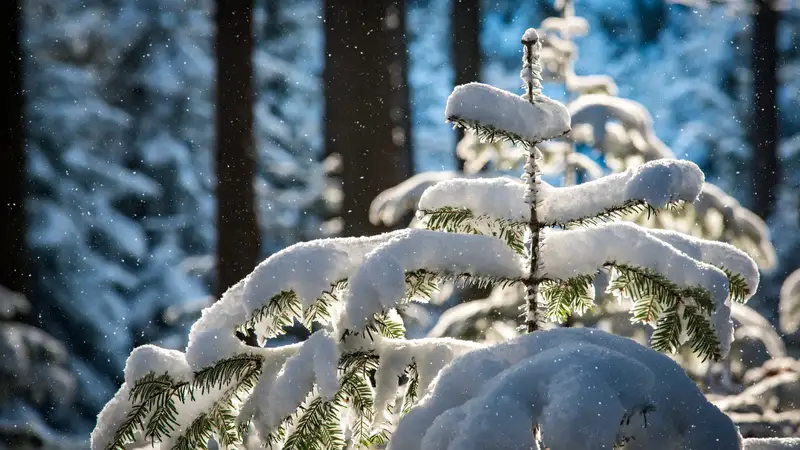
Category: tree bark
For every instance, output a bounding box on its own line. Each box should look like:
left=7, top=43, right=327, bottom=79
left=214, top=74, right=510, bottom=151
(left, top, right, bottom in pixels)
left=750, top=0, right=779, bottom=219
left=214, top=0, right=261, bottom=299
left=452, top=0, right=482, bottom=171
left=324, top=0, right=414, bottom=237
left=0, top=0, right=28, bottom=295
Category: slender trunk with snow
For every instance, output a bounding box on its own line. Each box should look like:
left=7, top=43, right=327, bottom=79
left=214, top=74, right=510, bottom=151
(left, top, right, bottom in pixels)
left=521, top=32, right=543, bottom=333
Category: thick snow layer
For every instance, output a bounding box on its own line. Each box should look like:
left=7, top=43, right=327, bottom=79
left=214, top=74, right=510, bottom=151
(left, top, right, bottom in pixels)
left=419, top=177, right=528, bottom=222
left=540, top=222, right=733, bottom=355
left=235, top=344, right=300, bottom=438
left=445, top=82, right=570, bottom=143
left=389, top=328, right=742, bottom=450
left=342, top=229, right=525, bottom=330
left=417, top=159, right=703, bottom=226
left=540, top=159, right=703, bottom=224
left=124, top=345, right=192, bottom=386
left=647, top=228, right=759, bottom=300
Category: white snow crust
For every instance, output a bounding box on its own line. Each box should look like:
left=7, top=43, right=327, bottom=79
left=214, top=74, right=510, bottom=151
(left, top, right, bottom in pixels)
left=445, top=82, right=570, bottom=143
left=263, top=331, right=340, bottom=431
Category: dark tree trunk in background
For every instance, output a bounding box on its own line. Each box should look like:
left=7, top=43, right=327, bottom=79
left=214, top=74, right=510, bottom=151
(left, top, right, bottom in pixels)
left=750, top=0, right=779, bottom=219
left=0, top=0, right=28, bottom=295
left=324, top=0, right=413, bottom=237
left=452, top=0, right=482, bottom=171
left=214, top=0, right=261, bottom=300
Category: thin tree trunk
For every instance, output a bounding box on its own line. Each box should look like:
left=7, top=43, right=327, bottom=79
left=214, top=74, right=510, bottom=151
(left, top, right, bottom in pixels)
left=214, top=0, right=261, bottom=301
left=0, top=0, right=28, bottom=295
left=324, top=0, right=413, bottom=237
left=750, top=0, right=779, bottom=219
left=452, top=0, right=482, bottom=171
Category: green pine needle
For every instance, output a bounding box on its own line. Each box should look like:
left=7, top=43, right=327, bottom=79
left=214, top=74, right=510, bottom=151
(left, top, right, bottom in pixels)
left=556, top=200, right=685, bottom=229
left=722, top=269, right=750, bottom=303
left=420, top=206, right=527, bottom=255
left=447, top=116, right=542, bottom=149
left=683, top=305, right=722, bottom=362
left=607, top=263, right=720, bottom=361
left=540, top=275, right=595, bottom=323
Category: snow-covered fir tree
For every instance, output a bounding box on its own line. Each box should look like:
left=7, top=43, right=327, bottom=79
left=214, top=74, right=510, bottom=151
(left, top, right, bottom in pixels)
left=90, top=27, right=769, bottom=450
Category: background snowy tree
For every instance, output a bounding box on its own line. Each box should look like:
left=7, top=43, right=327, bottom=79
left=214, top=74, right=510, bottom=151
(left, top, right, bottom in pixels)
left=20, top=0, right=331, bottom=438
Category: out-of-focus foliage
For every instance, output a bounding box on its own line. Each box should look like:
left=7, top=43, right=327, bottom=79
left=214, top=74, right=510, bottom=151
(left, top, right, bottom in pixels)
left=22, top=0, right=328, bottom=435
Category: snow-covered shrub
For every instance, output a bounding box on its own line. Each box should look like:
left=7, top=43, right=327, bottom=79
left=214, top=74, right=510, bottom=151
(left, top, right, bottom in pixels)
left=390, top=327, right=745, bottom=450
left=91, top=28, right=759, bottom=450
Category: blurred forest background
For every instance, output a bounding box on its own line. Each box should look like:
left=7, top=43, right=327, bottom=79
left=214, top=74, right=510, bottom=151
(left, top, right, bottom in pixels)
left=1, top=0, right=799, bottom=447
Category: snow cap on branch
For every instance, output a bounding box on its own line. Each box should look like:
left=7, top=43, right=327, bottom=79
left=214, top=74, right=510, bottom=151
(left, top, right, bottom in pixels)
left=445, top=82, right=570, bottom=144
left=342, top=229, right=525, bottom=331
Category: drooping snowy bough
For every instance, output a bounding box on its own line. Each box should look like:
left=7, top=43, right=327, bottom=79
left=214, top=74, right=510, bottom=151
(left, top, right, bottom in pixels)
left=92, top=27, right=759, bottom=450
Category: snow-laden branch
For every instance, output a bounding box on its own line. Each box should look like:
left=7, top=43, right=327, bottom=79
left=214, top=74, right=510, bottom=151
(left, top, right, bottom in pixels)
left=694, top=183, right=776, bottom=269
left=445, top=82, right=570, bottom=145
left=389, top=328, right=743, bottom=450
left=341, top=229, right=525, bottom=331
left=539, top=16, right=589, bottom=37
left=418, top=159, right=704, bottom=227
left=645, top=228, right=759, bottom=301
left=540, top=222, right=735, bottom=356
left=540, top=223, right=728, bottom=306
